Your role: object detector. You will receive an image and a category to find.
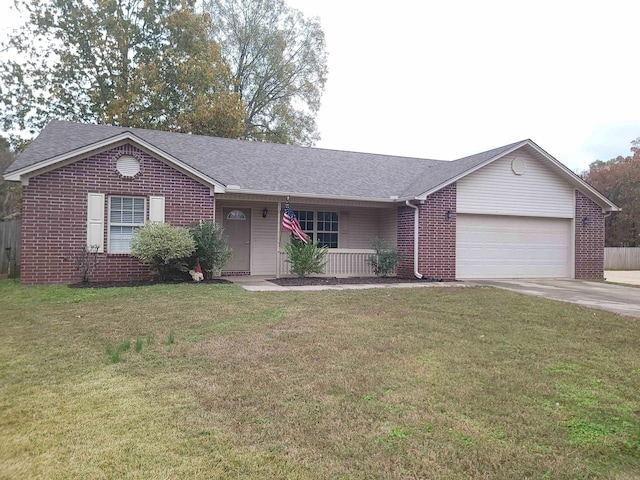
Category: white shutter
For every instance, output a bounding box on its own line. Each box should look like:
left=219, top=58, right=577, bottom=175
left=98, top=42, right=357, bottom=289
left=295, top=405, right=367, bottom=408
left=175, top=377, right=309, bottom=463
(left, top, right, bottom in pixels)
left=87, top=193, right=105, bottom=253
left=149, top=196, right=165, bottom=223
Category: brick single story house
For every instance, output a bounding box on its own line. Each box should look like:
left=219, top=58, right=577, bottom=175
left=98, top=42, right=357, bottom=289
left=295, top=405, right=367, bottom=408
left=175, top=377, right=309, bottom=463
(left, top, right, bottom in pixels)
left=3, top=120, right=619, bottom=284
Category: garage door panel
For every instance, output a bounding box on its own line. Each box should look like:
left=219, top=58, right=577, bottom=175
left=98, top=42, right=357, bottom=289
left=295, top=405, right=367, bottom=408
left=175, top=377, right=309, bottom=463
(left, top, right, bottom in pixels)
left=456, top=215, right=571, bottom=279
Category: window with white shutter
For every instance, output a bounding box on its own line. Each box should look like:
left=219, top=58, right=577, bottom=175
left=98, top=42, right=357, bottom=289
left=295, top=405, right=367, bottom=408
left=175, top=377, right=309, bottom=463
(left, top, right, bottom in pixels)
left=149, top=196, right=165, bottom=223
left=87, top=193, right=105, bottom=253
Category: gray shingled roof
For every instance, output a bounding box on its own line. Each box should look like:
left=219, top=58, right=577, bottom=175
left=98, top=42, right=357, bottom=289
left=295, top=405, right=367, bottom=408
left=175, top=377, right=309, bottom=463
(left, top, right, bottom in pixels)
left=5, top=120, right=527, bottom=200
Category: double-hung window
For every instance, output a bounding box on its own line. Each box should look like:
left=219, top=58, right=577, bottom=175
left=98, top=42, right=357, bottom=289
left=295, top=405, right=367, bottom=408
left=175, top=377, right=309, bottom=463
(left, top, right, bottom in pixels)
left=109, top=196, right=145, bottom=253
left=293, top=210, right=339, bottom=248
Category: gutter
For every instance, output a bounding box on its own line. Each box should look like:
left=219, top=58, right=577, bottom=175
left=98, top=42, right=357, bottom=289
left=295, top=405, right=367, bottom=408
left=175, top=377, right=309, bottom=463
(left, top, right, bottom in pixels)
left=405, top=200, right=423, bottom=279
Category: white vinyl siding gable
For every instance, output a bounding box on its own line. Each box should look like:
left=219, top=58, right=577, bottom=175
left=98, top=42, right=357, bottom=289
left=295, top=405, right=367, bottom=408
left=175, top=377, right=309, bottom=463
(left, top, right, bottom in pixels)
left=457, top=151, right=575, bottom=218
left=87, top=193, right=105, bottom=253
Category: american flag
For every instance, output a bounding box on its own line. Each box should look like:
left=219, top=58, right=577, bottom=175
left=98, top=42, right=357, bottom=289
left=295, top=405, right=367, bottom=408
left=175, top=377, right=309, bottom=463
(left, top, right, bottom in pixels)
left=282, top=202, right=309, bottom=243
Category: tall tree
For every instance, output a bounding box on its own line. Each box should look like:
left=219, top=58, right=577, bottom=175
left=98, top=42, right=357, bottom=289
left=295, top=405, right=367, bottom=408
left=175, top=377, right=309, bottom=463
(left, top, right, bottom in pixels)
left=0, top=0, right=245, bottom=138
left=582, top=137, right=640, bottom=246
left=205, top=0, right=328, bottom=145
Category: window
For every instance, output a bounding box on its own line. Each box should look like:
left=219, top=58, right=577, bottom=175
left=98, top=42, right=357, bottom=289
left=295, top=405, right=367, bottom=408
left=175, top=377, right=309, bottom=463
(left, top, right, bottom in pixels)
left=226, top=209, right=247, bottom=220
left=109, top=196, right=145, bottom=253
left=317, top=211, right=339, bottom=248
left=293, top=210, right=339, bottom=248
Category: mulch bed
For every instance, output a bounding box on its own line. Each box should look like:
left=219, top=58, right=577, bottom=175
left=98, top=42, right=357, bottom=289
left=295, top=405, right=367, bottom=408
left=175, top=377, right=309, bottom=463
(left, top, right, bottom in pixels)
left=69, top=278, right=231, bottom=289
left=268, top=276, right=449, bottom=286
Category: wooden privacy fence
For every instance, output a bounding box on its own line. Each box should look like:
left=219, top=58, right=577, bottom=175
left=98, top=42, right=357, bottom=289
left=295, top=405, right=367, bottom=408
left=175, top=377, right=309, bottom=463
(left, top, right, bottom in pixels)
left=0, top=220, right=21, bottom=277
left=604, top=247, right=640, bottom=270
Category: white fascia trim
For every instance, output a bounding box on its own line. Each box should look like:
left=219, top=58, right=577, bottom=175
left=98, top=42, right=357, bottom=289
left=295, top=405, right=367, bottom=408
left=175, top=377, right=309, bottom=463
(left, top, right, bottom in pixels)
left=227, top=188, right=397, bottom=203
left=3, top=132, right=227, bottom=193
left=414, top=140, right=620, bottom=212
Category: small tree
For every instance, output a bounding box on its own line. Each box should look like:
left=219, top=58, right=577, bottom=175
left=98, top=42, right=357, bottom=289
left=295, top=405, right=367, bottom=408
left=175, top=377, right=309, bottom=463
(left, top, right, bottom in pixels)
left=189, top=220, right=232, bottom=278
left=367, top=237, right=399, bottom=277
left=284, top=238, right=328, bottom=278
left=131, top=223, right=195, bottom=281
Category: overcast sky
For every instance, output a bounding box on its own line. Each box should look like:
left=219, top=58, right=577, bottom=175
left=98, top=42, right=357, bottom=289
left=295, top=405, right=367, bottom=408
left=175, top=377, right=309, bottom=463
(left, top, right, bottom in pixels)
left=285, top=0, right=639, bottom=172
left=1, top=0, right=638, bottom=172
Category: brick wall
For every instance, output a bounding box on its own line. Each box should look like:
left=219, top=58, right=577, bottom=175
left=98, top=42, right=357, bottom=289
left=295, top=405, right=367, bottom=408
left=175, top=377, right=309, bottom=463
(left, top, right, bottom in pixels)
left=396, top=183, right=457, bottom=280
left=418, top=184, right=457, bottom=280
left=21, top=144, right=215, bottom=284
left=396, top=206, right=415, bottom=278
left=575, top=190, right=605, bottom=279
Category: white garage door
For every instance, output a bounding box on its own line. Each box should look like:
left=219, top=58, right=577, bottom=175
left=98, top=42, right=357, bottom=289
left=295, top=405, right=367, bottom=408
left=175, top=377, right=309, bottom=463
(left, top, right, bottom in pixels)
left=456, top=214, right=572, bottom=279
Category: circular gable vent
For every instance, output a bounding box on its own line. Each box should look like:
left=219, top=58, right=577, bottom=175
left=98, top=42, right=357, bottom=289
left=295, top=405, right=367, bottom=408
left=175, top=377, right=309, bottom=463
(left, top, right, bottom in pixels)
left=511, top=157, right=526, bottom=175
left=116, top=155, right=140, bottom=177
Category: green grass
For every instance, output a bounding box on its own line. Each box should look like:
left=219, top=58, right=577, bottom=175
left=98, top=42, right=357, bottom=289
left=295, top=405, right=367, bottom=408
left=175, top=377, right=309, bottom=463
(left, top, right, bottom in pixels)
left=1, top=279, right=639, bottom=479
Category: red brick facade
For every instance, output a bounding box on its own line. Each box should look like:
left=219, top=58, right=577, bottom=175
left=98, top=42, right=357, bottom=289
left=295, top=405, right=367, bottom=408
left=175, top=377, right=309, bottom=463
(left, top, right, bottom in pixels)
left=397, top=183, right=457, bottom=280
left=396, top=206, right=415, bottom=278
left=21, top=144, right=214, bottom=284
left=575, top=190, right=605, bottom=279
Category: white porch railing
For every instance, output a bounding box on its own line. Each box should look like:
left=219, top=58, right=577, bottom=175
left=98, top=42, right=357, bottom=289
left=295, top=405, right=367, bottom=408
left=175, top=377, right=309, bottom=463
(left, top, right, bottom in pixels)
left=278, top=248, right=385, bottom=277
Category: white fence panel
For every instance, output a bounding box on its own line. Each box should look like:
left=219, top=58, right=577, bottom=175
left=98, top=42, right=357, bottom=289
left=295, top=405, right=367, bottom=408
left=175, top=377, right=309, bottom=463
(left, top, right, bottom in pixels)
left=604, top=247, right=640, bottom=270
left=278, top=249, right=384, bottom=277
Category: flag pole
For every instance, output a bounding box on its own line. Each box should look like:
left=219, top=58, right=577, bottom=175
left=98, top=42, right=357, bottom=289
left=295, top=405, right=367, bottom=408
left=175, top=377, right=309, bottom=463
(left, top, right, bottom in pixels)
left=276, top=199, right=282, bottom=278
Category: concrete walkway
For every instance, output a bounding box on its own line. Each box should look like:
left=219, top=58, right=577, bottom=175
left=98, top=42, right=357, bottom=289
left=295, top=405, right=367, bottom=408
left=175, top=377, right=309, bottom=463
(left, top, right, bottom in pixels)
left=605, top=270, right=640, bottom=286
left=221, top=276, right=469, bottom=292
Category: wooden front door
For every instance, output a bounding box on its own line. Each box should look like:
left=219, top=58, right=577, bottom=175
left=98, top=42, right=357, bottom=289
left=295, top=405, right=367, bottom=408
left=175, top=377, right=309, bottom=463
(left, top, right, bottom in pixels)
left=222, top=208, right=251, bottom=271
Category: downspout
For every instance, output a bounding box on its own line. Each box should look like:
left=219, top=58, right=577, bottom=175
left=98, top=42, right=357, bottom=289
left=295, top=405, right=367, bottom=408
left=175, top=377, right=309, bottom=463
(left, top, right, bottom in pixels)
left=405, top=200, right=423, bottom=279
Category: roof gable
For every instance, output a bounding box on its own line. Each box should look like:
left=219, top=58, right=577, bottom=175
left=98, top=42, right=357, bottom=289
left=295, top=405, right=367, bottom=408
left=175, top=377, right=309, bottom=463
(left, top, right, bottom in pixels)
left=409, top=139, right=619, bottom=212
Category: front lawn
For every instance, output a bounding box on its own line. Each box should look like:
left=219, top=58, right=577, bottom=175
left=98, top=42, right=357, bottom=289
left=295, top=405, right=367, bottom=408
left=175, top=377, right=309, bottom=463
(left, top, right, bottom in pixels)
left=0, top=280, right=638, bottom=479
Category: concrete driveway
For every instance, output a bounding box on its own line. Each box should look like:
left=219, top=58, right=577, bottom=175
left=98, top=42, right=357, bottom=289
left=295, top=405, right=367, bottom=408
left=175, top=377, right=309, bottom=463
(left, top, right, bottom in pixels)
left=473, top=279, right=640, bottom=318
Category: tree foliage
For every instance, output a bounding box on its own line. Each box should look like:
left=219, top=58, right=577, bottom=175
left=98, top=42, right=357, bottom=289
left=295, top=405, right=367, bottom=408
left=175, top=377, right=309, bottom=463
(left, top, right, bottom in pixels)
left=582, top=137, right=640, bottom=246
left=205, top=0, right=328, bottom=145
left=0, top=0, right=245, bottom=138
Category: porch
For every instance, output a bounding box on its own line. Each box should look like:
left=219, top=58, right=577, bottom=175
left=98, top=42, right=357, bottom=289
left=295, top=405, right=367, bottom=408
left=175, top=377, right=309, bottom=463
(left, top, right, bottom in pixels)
left=277, top=248, right=380, bottom=277
left=216, top=195, right=398, bottom=277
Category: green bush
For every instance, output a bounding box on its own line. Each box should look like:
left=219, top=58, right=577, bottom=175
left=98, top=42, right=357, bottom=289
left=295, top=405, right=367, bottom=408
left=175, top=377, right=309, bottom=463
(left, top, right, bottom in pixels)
left=189, top=220, right=232, bottom=278
left=284, top=239, right=328, bottom=278
left=367, top=237, right=399, bottom=277
left=130, top=222, right=195, bottom=280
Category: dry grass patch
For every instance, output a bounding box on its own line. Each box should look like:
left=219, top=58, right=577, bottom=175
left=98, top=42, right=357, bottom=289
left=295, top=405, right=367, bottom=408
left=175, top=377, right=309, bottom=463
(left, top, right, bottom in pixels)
left=0, top=280, right=639, bottom=479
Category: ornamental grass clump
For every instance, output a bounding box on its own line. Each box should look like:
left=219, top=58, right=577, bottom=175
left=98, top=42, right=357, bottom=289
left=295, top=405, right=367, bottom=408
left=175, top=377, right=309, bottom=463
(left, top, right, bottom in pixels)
left=189, top=220, right=232, bottom=279
left=131, top=222, right=195, bottom=281
left=284, top=238, right=328, bottom=278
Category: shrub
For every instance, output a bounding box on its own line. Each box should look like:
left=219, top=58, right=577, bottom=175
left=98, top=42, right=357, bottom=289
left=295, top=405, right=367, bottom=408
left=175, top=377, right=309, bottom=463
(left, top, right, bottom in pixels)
left=367, top=237, right=399, bottom=277
left=284, top=238, right=328, bottom=278
left=130, top=222, right=195, bottom=280
left=76, top=244, right=100, bottom=283
left=189, top=220, right=232, bottom=278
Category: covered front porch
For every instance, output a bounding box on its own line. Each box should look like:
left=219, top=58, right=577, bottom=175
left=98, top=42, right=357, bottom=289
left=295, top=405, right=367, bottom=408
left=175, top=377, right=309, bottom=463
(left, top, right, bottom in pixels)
left=214, top=194, right=398, bottom=277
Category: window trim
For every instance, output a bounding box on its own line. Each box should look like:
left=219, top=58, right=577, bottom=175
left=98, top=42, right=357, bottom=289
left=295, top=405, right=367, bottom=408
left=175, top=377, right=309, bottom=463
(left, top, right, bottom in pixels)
left=107, top=195, right=147, bottom=254
left=293, top=209, right=339, bottom=248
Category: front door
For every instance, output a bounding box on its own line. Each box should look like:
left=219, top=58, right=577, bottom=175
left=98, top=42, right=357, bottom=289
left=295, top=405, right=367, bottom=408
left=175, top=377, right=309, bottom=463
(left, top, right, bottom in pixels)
left=222, top=208, right=251, bottom=272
